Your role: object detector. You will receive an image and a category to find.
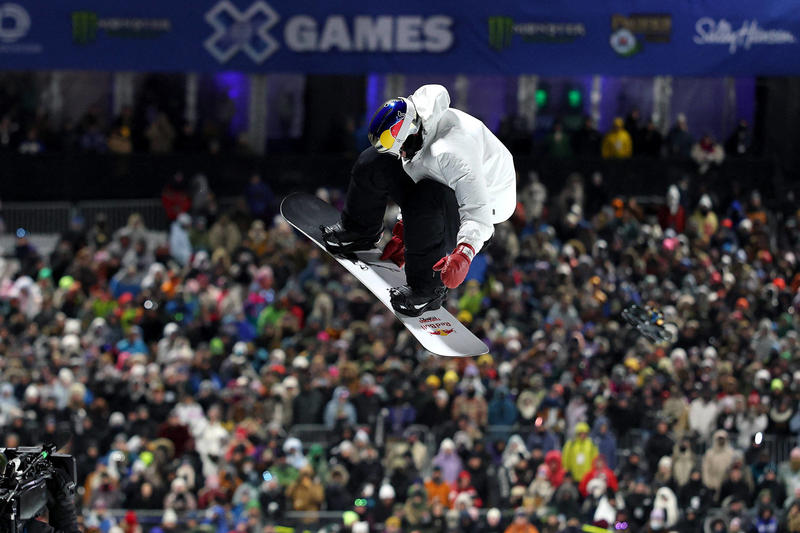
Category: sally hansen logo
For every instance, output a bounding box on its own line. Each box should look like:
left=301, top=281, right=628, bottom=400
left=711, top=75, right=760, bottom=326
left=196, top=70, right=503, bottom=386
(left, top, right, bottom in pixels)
left=694, top=17, right=797, bottom=53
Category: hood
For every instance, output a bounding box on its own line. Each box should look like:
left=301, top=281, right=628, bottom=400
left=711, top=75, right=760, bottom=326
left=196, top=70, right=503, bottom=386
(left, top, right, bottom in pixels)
left=507, top=434, right=528, bottom=453
left=545, top=450, right=562, bottom=465
left=592, top=416, right=610, bottom=434
left=712, top=429, right=728, bottom=448
left=408, top=84, right=450, bottom=141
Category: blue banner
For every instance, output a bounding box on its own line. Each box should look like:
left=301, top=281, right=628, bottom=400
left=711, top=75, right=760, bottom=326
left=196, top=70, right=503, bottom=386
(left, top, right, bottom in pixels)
left=0, top=0, right=799, bottom=75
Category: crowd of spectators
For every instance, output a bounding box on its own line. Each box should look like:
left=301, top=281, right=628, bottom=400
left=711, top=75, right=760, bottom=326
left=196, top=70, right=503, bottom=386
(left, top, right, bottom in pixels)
left=0, top=154, right=798, bottom=533
left=0, top=103, right=242, bottom=157
left=501, top=110, right=748, bottom=175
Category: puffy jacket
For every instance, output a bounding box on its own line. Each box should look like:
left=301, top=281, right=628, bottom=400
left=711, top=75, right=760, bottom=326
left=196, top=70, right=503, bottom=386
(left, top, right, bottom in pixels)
left=562, top=435, right=599, bottom=482
left=545, top=450, right=566, bottom=488
left=402, top=85, right=516, bottom=252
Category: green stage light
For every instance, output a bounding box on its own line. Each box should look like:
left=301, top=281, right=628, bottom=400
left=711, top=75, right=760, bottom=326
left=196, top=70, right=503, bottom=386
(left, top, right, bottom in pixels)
left=535, top=88, right=548, bottom=108
left=568, top=89, right=582, bottom=108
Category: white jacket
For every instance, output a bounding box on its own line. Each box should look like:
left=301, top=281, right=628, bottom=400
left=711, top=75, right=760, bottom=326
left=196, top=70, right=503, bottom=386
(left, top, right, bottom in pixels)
left=402, top=85, right=516, bottom=253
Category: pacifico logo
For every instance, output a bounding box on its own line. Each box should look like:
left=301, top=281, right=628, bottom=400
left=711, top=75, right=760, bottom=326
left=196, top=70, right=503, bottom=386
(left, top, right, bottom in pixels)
left=204, top=0, right=454, bottom=64
left=610, top=13, right=671, bottom=57
left=488, top=16, right=585, bottom=51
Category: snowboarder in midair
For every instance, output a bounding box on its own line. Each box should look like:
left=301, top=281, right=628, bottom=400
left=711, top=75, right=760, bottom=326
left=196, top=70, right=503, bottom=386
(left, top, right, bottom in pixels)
left=322, top=84, right=516, bottom=316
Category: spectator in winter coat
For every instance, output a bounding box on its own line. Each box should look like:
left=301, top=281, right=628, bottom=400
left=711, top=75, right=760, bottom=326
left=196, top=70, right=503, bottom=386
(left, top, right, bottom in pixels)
left=756, top=467, right=786, bottom=508
left=433, top=438, right=464, bottom=485
left=653, top=486, right=679, bottom=528
left=737, top=396, right=768, bottom=450
left=324, top=465, right=352, bottom=511
left=702, top=430, right=735, bottom=493
left=689, top=388, right=719, bottom=443
left=779, top=448, right=800, bottom=506
left=755, top=506, right=779, bottom=533
left=720, top=467, right=753, bottom=505
left=169, top=213, right=193, bottom=267
left=671, top=438, right=696, bottom=488
left=503, top=435, right=530, bottom=470
left=591, top=416, right=618, bottom=470
left=526, top=418, right=560, bottom=454
left=286, top=465, right=324, bottom=513
left=601, top=117, right=633, bottom=159
left=208, top=214, right=242, bottom=256
left=562, top=422, right=598, bottom=482
left=244, top=174, right=275, bottom=221
left=645, top=421, right=675, bottom=478
left=450, top=470, right=483, bottom=509
left=666, top=113, right=693, bottom=158
left=688, top=195, right=719, bottom=245
left=161, top=173, right=191, bottom=221
left=488, top=386, right=518, bottom=426
left=544, top=450, right=566, bottom=489
left=323, top=387, right=357, bottom=430
left=690, top=134, right=725, bottom=175
left=504, top=508, right=539, bottom=533
left=452, top=383, right=488, bottom=427
left=658, top=185, right=686, bottom=233
left=578, top=455, right=618, bottom=497
left=404, top=484, right=432, bottom=529
left=425, top=465, right=451, bottom=507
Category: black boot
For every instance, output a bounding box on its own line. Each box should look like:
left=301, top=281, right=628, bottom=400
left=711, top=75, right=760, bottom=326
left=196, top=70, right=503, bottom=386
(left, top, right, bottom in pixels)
left=389, top=284, right=447, bottom=317
left=320, top=220, right=382, bottom=254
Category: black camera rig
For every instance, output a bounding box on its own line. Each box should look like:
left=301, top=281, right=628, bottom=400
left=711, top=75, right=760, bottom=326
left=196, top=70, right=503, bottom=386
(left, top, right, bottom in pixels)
left=0, top=445, right=76, bottom=533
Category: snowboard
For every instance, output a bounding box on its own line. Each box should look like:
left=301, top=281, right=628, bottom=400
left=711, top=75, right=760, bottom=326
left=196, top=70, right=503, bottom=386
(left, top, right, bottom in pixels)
left=281, top=192, right=489, bottom=357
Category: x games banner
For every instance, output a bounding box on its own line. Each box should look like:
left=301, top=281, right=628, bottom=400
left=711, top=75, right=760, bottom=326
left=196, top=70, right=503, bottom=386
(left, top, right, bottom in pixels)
left=0, top=0, right=799, bottom=74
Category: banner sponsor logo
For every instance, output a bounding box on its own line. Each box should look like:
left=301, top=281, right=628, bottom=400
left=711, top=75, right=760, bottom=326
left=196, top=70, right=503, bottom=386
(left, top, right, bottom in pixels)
left=205, top=1, right=279, bottom=63
left=72, top=11, right=171, bottom=44
left=0, top=3, right=41, bottom=54
left=488, top=16, right=585, bottom=51
left=610, top=13, right=671, bottom=57
left=205, top=0, right=454, bottom=64
left=693, top=17, right=797, bottom=54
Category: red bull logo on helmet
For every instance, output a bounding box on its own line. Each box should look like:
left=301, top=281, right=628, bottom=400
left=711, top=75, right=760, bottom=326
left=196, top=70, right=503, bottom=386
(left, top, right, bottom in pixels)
left=378, top=113, right=405, bottom=150
left=430, top=328, right=455, bottom=336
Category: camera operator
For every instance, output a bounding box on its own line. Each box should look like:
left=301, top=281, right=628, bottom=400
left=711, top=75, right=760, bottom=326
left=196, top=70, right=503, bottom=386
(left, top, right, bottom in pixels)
left=22, top=466, right=80, bottom=533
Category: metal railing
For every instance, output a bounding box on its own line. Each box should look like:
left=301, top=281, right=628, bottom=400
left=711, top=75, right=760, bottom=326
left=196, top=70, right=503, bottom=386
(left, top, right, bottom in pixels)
left=1, top=196, right=242, bottom=234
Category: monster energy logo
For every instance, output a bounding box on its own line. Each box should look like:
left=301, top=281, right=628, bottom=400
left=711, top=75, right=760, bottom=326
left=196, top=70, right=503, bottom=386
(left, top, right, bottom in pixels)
left=72, top=11, right=98, bottom=44
left=488, top=16, right=514, bottom=51
left=71, top=11, right=171, bottom=44
left=489, top=16, right=586, bottom=50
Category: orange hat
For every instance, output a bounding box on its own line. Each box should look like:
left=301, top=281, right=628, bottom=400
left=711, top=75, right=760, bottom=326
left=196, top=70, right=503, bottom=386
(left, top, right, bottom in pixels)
left=735, top=297, right=749, bottom=310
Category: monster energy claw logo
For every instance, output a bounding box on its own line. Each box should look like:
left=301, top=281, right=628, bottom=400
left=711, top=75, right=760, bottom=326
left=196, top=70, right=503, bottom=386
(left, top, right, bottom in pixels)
left=489, top=16, right=586, bottom=50
left=488, top=16, right=513, bottom=51
left=72, top=11, right=98, bottom=44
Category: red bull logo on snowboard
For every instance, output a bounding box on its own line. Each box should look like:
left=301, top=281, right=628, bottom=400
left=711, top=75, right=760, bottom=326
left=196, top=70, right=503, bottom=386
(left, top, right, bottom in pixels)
left=419, top=316, right=454, bottom=336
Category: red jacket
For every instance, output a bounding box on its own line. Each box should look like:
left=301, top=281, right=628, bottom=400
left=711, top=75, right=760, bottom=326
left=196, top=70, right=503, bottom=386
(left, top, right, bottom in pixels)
left=578, top=456, right=618, bottom=496
left=544, top=450, right=566, bottom=488
left=658, top=205, right=686, bottom=233
left=449, top=470, right=483, bottom=508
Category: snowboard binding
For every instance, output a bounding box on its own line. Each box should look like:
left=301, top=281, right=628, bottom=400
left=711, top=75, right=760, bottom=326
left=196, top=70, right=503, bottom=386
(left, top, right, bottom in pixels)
left=622, top=304, right=676, bottom=344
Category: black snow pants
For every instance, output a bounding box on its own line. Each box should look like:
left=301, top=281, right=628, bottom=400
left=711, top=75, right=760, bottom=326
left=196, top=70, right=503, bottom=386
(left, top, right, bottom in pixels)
left=341, top=146, right=460, bottom=292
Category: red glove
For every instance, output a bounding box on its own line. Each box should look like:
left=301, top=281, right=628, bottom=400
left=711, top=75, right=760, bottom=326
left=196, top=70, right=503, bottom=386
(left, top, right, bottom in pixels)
left=380, top=219, right=405, bottom=267
left=433, top=243, right=475, bottom=289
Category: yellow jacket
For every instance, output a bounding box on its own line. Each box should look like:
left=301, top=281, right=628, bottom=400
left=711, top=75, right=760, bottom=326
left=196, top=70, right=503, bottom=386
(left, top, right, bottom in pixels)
left=561, top=436, right=599, bottom=481
left=601, top=129, right=633, bottom=159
